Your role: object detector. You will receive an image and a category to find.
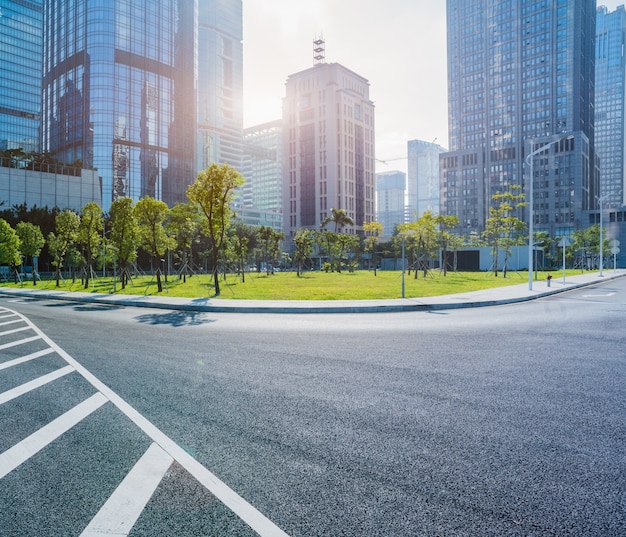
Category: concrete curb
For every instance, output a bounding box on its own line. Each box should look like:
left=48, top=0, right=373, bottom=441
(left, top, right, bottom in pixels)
left=1, top=272, right=624, bottom=314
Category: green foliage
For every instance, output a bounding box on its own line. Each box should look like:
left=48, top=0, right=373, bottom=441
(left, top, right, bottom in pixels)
left=48, top=210, right=80, bottom=286
left=186, top=163, right=245, bottom=296
left=78, top=202, right=103, bottom=287
left=109, top=197, right=140, bottom=288
left=134, top=196, right=171, bottom=292
left=0, top=218, right=21, bottom=271
left=16, top=222, right=45, bottom=285
left=293, top=229, right=313, bottom=276
left=322, top=208, right=354, bottom=233
left=363, top=221, right=383, bottom=275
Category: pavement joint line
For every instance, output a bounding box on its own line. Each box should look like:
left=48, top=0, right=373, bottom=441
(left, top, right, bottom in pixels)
left=0, top=392, right=107, bottom=480
left=0, top=334, right=41, bottom=351
left=9, top=308, right=292, bottom=537
left=0, top=364, right=74, bottom=405
left=80, top=442, right=174, bottom=537
left=0, top=347, right=55, bottom=371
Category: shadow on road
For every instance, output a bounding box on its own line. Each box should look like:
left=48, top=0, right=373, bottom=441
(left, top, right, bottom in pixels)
left=134, top=311, right=216, bottom=327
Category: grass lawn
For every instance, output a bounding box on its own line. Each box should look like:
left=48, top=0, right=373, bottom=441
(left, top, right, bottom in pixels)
left=0, top=268, right=568, bottom=300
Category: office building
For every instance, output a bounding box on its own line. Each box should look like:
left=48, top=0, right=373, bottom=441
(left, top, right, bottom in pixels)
left=282, top=58, right=375, bottom=241
left=0, top=0, right=43, bottom=153
left=40, top=0, right=243, bottom=211
left=595, top=5, right=626, bottom=209
left=375, top=170, right=406, bottom=238
left=407, top=139, right=445, bottom=219
left=442, top=0, right=598, bottom=241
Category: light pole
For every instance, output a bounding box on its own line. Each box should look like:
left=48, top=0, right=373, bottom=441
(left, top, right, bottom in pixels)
left=525, top=135, right=574, bottom=290
left=399, top=230, right=416, bottom=298
left=598, top=194, right=608, bottom=277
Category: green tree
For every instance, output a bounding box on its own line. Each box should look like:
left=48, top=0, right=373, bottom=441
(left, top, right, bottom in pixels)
left=400, top=211, right=438, bottom=278
left=292, top=229, right=313, bottom=276
left=78, top=202, right=103, bottom=288
left=109, top=197, right=140, bottom=289
left=436, top=214, right=460, bottom=276
left=48, top=210, right=80, bottom=287
left=135, top=197, right=171, bottom=293
left=0, top=218, right=21, bottom=282
left=322, top=208, right=354, bottom=233
left=483, top=186, right=527, bottom=277
left=363, top=221, right=383, bottom=275
left=16, top=222, right=45, bottom=285
left=166, top=202, right=202, bottom=283
left=186, top=163, right=244, bottom=295
left=229, top=221, right=258, bottom=283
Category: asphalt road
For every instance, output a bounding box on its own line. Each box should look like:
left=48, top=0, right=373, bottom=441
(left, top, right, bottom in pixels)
left=1, top=279, right=625, bottom=536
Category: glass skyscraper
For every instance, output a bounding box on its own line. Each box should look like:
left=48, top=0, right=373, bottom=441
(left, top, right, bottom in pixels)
left=40, top=0, right=242, bottom=210
left=442, top=0, right=598, bottom=240
left=0, top=0, right=43, bottom=153
left=595, top=5, right=626, bottom=210
left=407, top=139, right=445, bottom=219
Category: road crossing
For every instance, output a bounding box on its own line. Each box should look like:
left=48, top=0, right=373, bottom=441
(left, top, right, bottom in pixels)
left=0, top=305, right=289, bottom=537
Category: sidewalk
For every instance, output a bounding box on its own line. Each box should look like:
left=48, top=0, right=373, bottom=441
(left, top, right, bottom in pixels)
left=0, top=271, right=623, bottom=314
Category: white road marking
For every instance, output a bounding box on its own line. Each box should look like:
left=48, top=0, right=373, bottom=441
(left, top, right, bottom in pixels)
left=5, top=308, right=291, bottom=537
left=582, top=292, right=616, bottom=297
left=0, top=318, right=22, bottom=327
left=80, top=443, right=173, bottom=537
left=0, top=335, right=41, bottom=351
left=0, top=392, right=107, bottom=480
left=0, top=348, right=55, bottom=371
left=0, top=365, right=74, bottom=405
left=0, top=326, right=32, bottom=337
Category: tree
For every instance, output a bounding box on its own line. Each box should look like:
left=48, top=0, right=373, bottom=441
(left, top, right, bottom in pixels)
left=229, top=221, right=258, bottom=283
left=166, top=202, right=202, bottom=283
left=572, top=224, right=608, bottom=270
left=186, top=163, right=244, bottom=296
left=77, top=202, right=103, bottom=288
left=135, top=197, right=171, bottom=293
left=0, top=218, right=21, bottom=282
left=293, top=229, right=313, bottom=276
left=109, top=197, right=140, bottom=289
left=400, top=212, right=438, bottom=278
left=322, top=208, right=354, bottom=233
left=47, top=210, right=80, bottom=287
left=483, top=186, right=527, bottom=277
left=363, top=221, right=383, bottom=275
left=436, top=214, right=460, bottom=276
left=16, top=222, right=45, bottom=285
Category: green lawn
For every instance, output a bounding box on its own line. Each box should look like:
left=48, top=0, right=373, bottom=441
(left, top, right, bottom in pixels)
left=0, top=268, right=567, bottom=300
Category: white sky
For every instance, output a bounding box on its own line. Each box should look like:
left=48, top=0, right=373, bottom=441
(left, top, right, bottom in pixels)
left=243, top=1, right=624, bottom=175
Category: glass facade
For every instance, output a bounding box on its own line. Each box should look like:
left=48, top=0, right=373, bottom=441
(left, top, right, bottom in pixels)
left=0, top=0, right=42, bottom=153
left=41, top=0, right=242, bottom=211
left=407, top=139, right=445, bottom=219
left=375, top=171, right=406, bottom=238
left=595, top=5, right=626, bottom=209
left=442, top=0, right=597, bottom=239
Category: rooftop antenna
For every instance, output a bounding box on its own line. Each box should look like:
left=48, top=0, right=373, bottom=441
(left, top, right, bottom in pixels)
left=313, top=35, right=325, bottom=65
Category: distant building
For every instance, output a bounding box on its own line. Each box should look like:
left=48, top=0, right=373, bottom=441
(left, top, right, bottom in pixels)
left=375, top=171, right=406, bottom=238
left=596, top=5, right=626, bottom=209
left=0, top=0, right=42, bottom=153
left=407, top=140, right=445, bottom=219
left=442, top=0, right=598, bottom=241
left=282, top=59, right=375, bottom=241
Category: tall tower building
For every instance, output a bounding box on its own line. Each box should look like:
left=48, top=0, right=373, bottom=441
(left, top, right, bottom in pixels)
left=282, top=57, right=375, bottom=241
left=375, top=170, right=406, bottom=238
left=40, top=0, right=242, bottom=210
left=407, top=139, right=446, bottom=219
left=595, top=5, right=626, bottom=209
left=442, top=0, right=598, bottom=240
left=0, top=0, right=43, bottom=153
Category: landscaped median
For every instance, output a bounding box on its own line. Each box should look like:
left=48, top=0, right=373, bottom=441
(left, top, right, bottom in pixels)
left=0, top=269, right=569, bottom=301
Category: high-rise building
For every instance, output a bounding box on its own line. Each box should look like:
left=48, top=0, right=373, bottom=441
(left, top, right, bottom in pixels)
left=442, top=0, right=598, bottom=241
left=595, top=5, right=626, bottom=209
left=40, top=0, right=243, bottom=211
left=407, top=139, right=446, bottom=219
left=375, top=170, right=406, bottom=238
left=282, top=60, right=375, bottom=241
left=0, top=0, right=43, bottom=153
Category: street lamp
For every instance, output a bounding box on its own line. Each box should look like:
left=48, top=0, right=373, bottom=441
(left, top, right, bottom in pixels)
left=598, top=194, right=608, bottom=277
left=525, top=134, right=574, bottom=290
left=399, top=230, right=416, bottom=298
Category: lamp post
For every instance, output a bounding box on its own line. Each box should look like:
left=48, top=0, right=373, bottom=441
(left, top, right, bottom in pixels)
left=525, top=135, right=574, bottom=290
left=598, top=194, right=608, bottom=277
left=399, top=230, right=416, bottom=298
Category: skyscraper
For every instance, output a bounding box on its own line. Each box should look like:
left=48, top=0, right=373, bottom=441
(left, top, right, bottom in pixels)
left=282, top=60, right=375, bottom=241
left=40, top=0, right=242, bottom=211
left=442, top=0, right=598, bottom=240
left=0, top=0, right=43, bottom=153
left=375, top=170, right=406, bottom=238
left=595, top=4, right=626, bottom=209
left=407, top=139, right=445, bottom=219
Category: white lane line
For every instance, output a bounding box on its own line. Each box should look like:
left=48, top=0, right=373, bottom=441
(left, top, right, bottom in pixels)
left=10, top=308, right=291, bottom=537
left=0, top=314, right=20, bottom=322
left=0, top=348, right=55, bottom=371
left=0, top=365, right=74, bottom=405
left=0, top=335, right=41, bottom=351
left=0, top=326, right=31, bottom=337
left=80, top=443, right=173, bottom=537
left=0, top=318, right=22, bottom=328
left=0, top=392, right=107, bottom=480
